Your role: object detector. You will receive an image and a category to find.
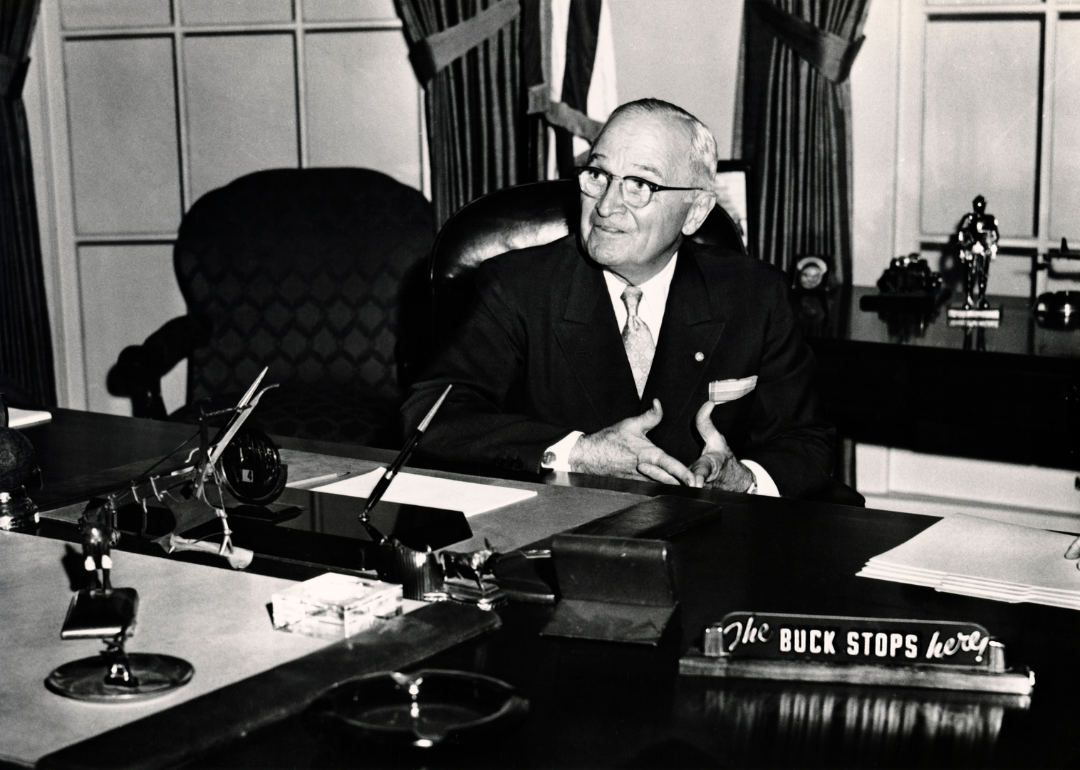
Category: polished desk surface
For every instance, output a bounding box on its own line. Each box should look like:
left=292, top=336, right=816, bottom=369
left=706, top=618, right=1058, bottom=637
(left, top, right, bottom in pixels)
left=15, top=410, right=1080, bottom=769
left=806, top=286, right=1080, bottom=359
left=0, top=531, right=332, bottom=764
left=802, top=286, right=1080, bottom=471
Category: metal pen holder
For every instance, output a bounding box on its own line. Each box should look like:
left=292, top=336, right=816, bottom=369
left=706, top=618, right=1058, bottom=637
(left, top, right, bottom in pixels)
left=380, top=541, right=446, bottom=602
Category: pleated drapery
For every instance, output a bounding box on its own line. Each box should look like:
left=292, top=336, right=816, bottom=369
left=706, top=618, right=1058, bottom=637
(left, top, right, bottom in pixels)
left=397, top=0, right=541, bottom=226
left=0, top=0, right=55, bottom=406
left=552, top=0, right=602, bottom=178
left=737, top=0, right=871, bottom=286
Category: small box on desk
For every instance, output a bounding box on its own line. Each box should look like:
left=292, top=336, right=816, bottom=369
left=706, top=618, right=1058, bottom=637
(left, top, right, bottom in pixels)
left=271, top=573, right=402, bottom=640
left=541, top=534, right=679, bottom=645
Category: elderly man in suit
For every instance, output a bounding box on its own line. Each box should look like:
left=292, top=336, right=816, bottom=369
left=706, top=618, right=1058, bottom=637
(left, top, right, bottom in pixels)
left=403, top=98, right=833, bottom=498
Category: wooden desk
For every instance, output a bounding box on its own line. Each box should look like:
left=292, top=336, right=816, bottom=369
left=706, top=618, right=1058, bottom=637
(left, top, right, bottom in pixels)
left=14, top=410, right=1080, bottom=768
left=802, top=287, right=1080, bottom=472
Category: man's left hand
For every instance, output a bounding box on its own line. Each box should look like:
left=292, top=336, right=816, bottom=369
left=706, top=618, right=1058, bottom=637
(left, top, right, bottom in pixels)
left=687, top=401, right=754, bottom=492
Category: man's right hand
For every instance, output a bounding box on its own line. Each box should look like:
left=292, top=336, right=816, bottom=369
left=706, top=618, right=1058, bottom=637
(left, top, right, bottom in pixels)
left=568, top=399, right=698, bottom=486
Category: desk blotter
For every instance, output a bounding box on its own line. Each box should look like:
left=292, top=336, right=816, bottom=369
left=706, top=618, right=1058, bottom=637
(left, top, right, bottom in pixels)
left=0, top=531, right=496, bottom=768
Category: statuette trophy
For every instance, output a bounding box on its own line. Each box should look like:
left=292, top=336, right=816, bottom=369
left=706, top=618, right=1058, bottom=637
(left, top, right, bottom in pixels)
left=948, top=195, right=1002, bottom=326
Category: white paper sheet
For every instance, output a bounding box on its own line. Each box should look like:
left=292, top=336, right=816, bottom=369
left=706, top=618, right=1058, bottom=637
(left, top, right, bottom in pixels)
left=858, top=514, right=1080, bottom=609
left=7, top=407, right=51, bottom=428
left=312, top=468, right=537, bottom=517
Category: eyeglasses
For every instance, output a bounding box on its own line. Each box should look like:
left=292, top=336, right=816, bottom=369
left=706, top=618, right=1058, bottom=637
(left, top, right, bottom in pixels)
left=575, top=166, right=703, bottom=208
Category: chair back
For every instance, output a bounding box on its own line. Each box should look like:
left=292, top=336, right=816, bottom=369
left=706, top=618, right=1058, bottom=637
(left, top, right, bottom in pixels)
left=430, top=179, right=747, bottom=329
left=175, top=168, right=435, bottom=405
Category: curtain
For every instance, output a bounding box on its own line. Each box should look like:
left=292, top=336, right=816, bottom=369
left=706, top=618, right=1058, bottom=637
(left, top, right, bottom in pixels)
left=545, top=0, right=617, bottom=179
left=551, top=0, right=599, bottom=177
left=0, top=0, right=54, bottom=407
left=737, top=0, right=871, bottom=286
left=397, top=0, right=542, bottom=225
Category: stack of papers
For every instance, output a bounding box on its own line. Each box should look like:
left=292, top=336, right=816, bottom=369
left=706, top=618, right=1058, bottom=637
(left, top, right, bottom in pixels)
left=313, top=468, right=537, bottom=517
left=858, top=514, right=1080, bottom=610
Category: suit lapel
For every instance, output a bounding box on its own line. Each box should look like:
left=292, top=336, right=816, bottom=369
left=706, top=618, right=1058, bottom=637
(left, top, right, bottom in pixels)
left=642, top=243, right=726, bottom=444
left=553, top=249, right=641, bottom=427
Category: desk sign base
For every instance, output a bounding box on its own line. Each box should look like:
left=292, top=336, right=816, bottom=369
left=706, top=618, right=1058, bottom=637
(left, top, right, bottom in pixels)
left=947, top=306, right=1002, bottom=328
left=679, top=612, right=1033, bottom=695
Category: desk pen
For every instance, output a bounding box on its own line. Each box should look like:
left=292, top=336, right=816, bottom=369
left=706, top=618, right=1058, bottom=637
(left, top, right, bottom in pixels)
left=358, top=383, right=453, bottom=544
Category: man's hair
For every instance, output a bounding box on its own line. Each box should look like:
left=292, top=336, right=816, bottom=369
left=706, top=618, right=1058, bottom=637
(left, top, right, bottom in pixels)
left=596, top=98, right=718, bottom=188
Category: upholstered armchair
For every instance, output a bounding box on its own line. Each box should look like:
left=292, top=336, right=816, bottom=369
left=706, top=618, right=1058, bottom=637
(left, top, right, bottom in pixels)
left=107, top=168, right=435, bottom=448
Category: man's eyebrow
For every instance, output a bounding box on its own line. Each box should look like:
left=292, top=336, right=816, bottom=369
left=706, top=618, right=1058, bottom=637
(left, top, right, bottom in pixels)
left=629, top=163, right=664, bottom=179
left=586, top=154, right=665, bottom=180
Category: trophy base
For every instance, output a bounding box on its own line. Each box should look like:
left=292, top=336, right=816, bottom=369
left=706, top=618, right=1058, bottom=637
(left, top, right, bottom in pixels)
left=45, top=652, right=194, bottom=702
left=947, top=306, right=1002, bottom=328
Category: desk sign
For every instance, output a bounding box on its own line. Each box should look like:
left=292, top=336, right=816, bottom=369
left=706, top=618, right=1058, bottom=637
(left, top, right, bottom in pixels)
left=680, top=612, right=1034, bottom=695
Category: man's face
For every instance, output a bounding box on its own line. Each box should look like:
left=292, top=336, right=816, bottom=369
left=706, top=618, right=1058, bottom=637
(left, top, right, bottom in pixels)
left=579, top=112, right=702, bottom=285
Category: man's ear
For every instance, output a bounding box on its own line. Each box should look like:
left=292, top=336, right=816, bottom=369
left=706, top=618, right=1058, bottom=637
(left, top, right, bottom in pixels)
left=681, top=191, right=717, bottom=236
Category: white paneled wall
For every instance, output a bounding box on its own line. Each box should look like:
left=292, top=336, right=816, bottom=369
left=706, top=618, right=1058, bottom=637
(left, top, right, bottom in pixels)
left=858, top=444, right=1080, bottom=532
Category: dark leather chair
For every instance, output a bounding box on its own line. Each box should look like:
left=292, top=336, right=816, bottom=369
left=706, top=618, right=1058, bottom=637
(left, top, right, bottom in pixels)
left=427, top=179, right=865, bottom=507
left=108, top=167, right=435, bottom=448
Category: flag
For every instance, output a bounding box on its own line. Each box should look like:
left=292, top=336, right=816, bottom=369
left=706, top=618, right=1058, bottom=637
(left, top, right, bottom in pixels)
left=545, top=0, right=617, bottom=178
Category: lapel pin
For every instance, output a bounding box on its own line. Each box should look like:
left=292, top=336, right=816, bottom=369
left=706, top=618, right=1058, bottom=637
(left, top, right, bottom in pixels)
left=694, top=352, right=705, bottom=362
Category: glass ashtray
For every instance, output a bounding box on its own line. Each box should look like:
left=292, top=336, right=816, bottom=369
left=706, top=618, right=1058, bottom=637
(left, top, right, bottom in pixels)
left=307, top=669, right=528, bottom=748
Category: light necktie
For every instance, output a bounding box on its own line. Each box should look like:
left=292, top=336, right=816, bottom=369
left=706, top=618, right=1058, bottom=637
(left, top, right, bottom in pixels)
left=621, top=286, right=655, bottom=398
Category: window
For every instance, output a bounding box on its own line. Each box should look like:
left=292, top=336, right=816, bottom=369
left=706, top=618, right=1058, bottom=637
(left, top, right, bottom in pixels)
left=890, top=0, right=1080, bottom=297
left=34, top=0, right=425, bottom=412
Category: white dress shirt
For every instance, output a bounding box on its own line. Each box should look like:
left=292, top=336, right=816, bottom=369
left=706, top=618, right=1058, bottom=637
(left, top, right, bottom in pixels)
left=541, top=253, right=778, bottom=496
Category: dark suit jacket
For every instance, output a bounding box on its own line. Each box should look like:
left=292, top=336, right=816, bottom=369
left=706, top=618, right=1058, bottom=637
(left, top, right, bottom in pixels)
left=403, top=234, right=834, bottom=497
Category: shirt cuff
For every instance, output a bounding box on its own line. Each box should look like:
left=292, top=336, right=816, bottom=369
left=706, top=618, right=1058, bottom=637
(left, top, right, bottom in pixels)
left=741, top=460, right=779, bottom=497
left=541, top=431, right=584, bottom=472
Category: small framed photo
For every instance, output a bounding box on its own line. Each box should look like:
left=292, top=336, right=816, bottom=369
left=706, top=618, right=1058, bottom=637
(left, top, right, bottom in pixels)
left=714, top=161, right=751, bottom=253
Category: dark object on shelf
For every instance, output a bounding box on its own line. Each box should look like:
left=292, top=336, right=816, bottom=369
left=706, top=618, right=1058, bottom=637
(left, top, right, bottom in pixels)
left=862, top=253, right=946, bottom=313
left=792, top=256, right=831, bottom=292
left=1030, top=238, right=1080, bottom=306
left=1034, top=291, right=1080, bottom=330
left=876, top=253, right=943, bottom=293
left=0, top=395, right=39, bottom=532
left=308, top=669, right=528, bottom=748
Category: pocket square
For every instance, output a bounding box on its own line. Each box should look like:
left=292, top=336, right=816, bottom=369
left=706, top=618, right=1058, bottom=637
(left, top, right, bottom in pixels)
left=708, top=376, right=757, bottom=404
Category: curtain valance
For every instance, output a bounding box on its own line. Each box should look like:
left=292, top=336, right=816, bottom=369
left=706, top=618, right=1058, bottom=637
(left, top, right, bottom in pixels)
left=402, top=0, right=520, bottom=82
left=749, top=0, right=865, bottom=84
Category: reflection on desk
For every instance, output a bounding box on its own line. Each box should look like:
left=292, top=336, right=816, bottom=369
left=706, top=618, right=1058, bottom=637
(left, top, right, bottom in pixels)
left=803, top=286, right=1080, bottom=358
left=676, top=678, right=1025, bottom=768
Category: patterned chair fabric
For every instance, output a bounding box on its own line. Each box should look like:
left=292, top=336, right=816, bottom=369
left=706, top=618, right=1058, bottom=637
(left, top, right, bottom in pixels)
left=170, top=167, right=435, bottom=446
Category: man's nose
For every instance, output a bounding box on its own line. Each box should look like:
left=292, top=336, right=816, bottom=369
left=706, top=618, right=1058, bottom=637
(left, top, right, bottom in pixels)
left=596, top=177, right=626, bottom=217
